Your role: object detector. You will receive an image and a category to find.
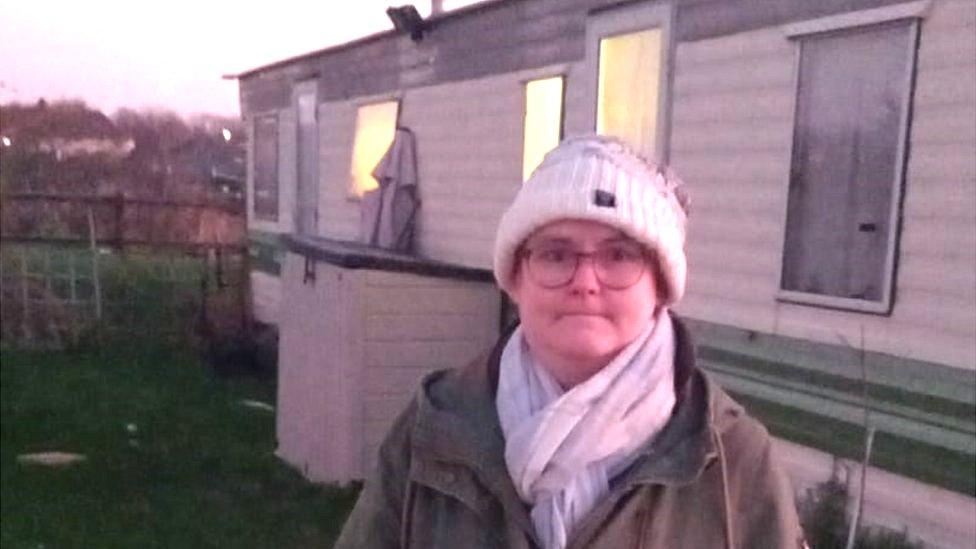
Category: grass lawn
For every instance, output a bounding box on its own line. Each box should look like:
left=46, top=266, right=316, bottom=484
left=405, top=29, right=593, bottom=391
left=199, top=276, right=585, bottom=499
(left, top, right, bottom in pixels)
left=1, top=344, right=360, bottom=548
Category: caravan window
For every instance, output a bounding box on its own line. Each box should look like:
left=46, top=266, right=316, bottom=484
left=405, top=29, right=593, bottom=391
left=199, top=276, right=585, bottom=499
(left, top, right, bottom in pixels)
left=597, top=29, right=663, bottom=158
left=587, top=3, right=672, bottom=162
left=350, top=100, right=399, bottom=197
left=780, top=19, right=918, bottom=313
left=522, top=76, right=564, bottom=181
left=253, top=114, right=279, bottom=221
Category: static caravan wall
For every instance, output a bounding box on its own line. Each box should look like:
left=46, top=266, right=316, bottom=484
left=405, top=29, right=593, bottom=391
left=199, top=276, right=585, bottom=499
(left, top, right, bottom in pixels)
left=313, top=0, right=974, bottom=370
left=243, top=0, right=974, bottom=370
left=315, top=61, right=591, bottom=267
left=671, top=0, right=976, bottom=370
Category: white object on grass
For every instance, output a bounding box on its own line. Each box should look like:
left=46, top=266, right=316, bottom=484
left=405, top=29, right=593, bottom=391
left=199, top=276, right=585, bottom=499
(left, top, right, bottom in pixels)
left=17, top=452, right=87, bottom=466
left=239, top=399, right=275, bottom=413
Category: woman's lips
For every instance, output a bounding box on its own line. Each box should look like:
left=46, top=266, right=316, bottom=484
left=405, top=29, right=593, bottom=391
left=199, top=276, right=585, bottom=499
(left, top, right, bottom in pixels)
left=557, top=312, right=606, bottom=319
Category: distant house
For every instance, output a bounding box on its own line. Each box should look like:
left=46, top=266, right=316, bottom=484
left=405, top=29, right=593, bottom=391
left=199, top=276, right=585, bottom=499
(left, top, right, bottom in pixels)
left=1, top=100, right=134, bottom=190
left=2, top=100, right=121, bottom=144
left=231, top=0, right=975, bottom=498
left=36, top=136, right=134, bottom=161
left=3, top=100, right=134, bottom=159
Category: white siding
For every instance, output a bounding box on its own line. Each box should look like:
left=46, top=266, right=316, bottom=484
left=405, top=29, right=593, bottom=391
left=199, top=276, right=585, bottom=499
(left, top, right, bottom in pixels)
left=276, top=259, right=364, bottom=483
left=562, top=60, right=595, bottom=137
left=361, top=270, right=499, bottom=471
left=315, top=64, right=586, bottom=269
left=670, top=0, right=976, bottom=370
left=275, top=254, right=499, bottom=482
left=316, top=101, right=360, bottom=241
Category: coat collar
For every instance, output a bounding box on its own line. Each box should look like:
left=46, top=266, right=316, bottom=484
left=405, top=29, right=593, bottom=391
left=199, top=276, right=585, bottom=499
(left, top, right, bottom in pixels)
left=411, top=327, right=537, bottom=542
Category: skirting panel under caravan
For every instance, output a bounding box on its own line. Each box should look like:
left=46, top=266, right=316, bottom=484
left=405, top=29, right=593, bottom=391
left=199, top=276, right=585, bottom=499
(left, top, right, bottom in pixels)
left=275, top=235, right=500, bottom=482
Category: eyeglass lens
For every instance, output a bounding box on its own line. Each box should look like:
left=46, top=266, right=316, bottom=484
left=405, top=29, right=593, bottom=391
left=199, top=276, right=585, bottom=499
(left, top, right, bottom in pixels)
left=525, top=244, right=646, bottom=289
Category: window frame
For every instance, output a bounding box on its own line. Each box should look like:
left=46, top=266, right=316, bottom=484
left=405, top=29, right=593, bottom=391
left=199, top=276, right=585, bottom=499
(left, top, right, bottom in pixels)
left=252, top=112, right=280, bottom=222
left=584, top=1, right=674, bottom=163
left=294, top=79, right=320, bottom=236
left=521, top=72, right=566, bottom=182
left=776, top=2, right=929, bottom=315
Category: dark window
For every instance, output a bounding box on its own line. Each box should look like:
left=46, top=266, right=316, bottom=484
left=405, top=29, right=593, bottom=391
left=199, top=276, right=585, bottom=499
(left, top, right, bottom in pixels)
left=253, top=114, right=279, bottom=221
left=781, top=21, right=917, bottom=312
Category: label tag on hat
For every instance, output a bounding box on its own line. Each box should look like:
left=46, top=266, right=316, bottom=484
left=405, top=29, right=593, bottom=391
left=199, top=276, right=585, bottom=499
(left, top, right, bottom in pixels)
left=593, top=190, right=616, bottom=208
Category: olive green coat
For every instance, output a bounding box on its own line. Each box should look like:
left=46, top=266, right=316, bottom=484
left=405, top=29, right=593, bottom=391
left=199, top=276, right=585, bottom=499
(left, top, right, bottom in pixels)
left=335, top=318, right=805, bottom=548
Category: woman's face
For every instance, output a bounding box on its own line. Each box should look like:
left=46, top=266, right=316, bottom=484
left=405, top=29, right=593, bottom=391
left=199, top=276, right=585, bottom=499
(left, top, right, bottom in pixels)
left=508, top=219, right=660, bottom=387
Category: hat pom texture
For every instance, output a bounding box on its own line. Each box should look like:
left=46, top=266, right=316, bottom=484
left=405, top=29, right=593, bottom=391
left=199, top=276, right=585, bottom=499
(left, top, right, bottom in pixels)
left=493, top=135, right=690, bottom=305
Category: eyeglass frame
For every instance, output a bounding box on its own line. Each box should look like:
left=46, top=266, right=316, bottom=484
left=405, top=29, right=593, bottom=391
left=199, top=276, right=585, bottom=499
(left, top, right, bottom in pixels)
left=516, top=240, right=656, bottom=290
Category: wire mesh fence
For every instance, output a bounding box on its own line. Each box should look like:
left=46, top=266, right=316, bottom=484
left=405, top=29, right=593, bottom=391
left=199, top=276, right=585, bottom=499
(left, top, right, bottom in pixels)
left=0, top=192, right=248, bottom=349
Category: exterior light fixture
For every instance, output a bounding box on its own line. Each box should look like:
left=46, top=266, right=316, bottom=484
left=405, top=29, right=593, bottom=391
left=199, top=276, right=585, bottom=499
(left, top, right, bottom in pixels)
left=386, top=5, right=425, bottom=42
left=1, top=136, right=11, bottom=147
left=222, top=128, right=232, bottom=142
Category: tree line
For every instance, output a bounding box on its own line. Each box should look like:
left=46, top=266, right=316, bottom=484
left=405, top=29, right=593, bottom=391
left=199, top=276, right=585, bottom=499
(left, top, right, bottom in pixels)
left=1, top=99, right=244, bottom=201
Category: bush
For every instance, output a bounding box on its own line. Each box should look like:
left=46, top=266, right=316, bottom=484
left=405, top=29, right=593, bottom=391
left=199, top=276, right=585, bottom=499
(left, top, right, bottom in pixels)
left=204, top=323, right=278, bottom=380
left=800, top=476, right=850, bottom=548
left=799, top=474, right=923, bottom=549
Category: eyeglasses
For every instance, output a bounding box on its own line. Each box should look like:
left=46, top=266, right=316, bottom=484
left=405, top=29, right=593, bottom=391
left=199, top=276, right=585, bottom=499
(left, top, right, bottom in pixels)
left=521, top=241, right=648, bottom=289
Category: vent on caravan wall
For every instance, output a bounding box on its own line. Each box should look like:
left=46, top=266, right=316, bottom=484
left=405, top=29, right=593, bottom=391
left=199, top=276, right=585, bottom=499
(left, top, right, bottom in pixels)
left=387, top=5, right=426, bottom=42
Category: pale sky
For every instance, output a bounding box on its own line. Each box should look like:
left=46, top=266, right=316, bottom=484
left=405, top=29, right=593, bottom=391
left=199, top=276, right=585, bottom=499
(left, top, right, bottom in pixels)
left=0, top=1, right=485, bottom=118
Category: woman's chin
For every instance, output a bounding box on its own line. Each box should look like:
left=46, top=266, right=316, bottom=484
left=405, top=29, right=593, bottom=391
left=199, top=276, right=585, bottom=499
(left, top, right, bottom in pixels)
left=548, top=330, right=620, bottom=365
left=548, top=344, right=618, bottom=387
left=523, top=317, right=626, bottom=376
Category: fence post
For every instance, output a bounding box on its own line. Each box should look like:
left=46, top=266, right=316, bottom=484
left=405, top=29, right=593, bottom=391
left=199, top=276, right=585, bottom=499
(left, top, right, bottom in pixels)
left=87, top=206, right=103, bottom=321
left=845, top=325, right=873, bottom=549
left=112, top=192, right=124, bottom=251
left=198, top=249, right=210, bottom=338
left=216, top=246, right=225, bottom=289
left=240, top=244, right=254, bottom=339
left=19, top=247, right=31, bottom=342
left=68, top=249, right=78, bottom=337
left=846, top=426, right=876, bottom=549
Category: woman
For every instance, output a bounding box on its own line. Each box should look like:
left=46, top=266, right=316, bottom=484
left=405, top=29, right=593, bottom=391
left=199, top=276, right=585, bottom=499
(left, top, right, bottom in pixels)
left=335, top=136, right=804, bottom=548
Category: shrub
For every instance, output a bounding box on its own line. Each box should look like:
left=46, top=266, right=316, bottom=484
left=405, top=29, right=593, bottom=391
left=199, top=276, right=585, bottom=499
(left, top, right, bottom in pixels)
left=798, top=474, right=923, bottom=549
left=204, top=323, right=278, bottom=380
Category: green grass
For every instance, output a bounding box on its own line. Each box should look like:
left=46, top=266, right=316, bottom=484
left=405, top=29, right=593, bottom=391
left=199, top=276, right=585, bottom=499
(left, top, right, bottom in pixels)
left=1, top=344, right=360, bottom=548
left=2, top=243, right=245, bottom=347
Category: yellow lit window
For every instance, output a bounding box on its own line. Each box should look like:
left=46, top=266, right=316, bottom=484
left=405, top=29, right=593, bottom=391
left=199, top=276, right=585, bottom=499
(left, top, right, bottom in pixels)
left=350, top=101, right=399, bottom=196
left=597, top=28, right=662, bottom=157
left=523, top=76, right=564, bottom=181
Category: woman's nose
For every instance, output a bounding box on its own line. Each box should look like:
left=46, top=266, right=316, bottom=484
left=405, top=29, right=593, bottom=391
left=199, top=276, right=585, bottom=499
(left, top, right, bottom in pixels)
left=568, top=256, right=601, bottom=293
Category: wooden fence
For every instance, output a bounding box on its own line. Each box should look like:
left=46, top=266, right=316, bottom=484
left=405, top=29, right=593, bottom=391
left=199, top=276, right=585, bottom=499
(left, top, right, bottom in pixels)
left=0, top=192, right=249, bottom=347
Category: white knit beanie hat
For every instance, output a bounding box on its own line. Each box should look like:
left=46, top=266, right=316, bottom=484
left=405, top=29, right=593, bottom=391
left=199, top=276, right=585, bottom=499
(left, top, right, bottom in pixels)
left=493, top=135, right=690, bottom=305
